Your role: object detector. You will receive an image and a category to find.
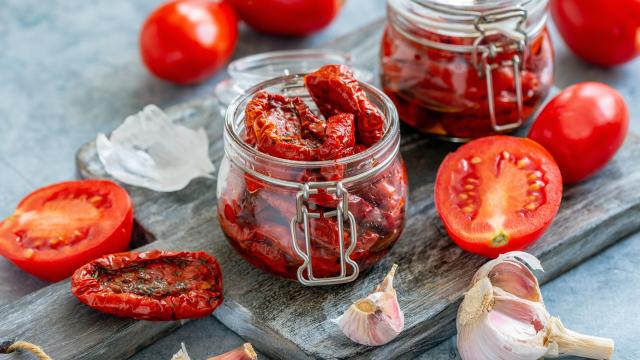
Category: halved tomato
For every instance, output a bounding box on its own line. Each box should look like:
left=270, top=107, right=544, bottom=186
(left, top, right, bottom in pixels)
left=434, top=136, right=562, bottom=258
left=0, top=180, right=133, bottom=281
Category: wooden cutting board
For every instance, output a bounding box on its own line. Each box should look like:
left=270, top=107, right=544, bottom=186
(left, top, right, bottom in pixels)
left=2, top=19, right=640, bottom=360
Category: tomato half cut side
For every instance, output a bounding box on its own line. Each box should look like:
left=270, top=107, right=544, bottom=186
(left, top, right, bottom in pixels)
left=434, top=136, right=562, bottom=258
left=71, top=250, right=223, bottom=321
left=0, top=180, right=133, bottom=281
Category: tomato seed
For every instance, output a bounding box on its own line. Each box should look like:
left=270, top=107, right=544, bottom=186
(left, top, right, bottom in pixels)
left=527, top=173, right=540, bottom=181
left=23, top=248, right=34, bottom=259
left=516, top=157, right=531, bottom=169
left=458, top=193, right=469, bottom=200
left=470, top=157, right=482, bottom=164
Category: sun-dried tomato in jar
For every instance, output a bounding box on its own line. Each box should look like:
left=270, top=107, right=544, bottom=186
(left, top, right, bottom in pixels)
left=381, top=0, right=554, bottom=140
left=217, top=67, right=407, bottom=285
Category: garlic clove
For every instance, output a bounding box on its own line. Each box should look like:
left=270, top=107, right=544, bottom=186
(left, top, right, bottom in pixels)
left=207, top=343, right=257, bottom=360
left=334, top=264, right=404, bottom=346
left=170, top=342, right=192, bottom=360
left=457, top=251, right=614, bottom=360
left=473, top=251, right=543, bottom=302
left=97, top=105, right=215, bottom=192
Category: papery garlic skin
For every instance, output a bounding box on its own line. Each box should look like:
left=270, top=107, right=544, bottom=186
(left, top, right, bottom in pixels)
left=334, top=264, right=404, bottom=346
left=207, top=343, right=257, bottom=360
left=170, top=342, right=192, bottom=360
left=97, top=105, right=215, bottom=192
left=456, top=251, right=614, bottom=360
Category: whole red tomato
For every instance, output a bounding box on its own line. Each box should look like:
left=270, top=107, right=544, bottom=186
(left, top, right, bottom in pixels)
left=140, top=0, right=238, bottom=84
left=229, top=0, right=343, bottom=36
left=529, top=82, right=629, bottom=184
left=550, top=0, right=640, bottom=66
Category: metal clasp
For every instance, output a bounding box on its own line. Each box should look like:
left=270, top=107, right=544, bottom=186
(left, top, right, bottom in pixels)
left=290, top=182, right=359, bottom=286
left=471, top=8, right=528, bottom=132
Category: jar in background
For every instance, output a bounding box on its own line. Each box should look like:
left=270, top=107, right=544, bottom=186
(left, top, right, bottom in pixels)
left=217, top=75, right=408, bottom=286
left=381, top=0, right=554, bottom=141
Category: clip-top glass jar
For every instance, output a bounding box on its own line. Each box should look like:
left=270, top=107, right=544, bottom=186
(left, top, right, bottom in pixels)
left=217, top=74, right=408, bottom=286
left=381, top=0, right=554, bottom=141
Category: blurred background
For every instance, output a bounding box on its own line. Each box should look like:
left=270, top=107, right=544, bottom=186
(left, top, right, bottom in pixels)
left=1, top=0, right=639, bottom=359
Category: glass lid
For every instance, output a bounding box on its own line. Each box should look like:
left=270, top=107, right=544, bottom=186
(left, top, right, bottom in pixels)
left=214, top=49, right=373, bottom=109
left=419, top=0, right=534, bottom=10
left=388, top=0, right=548, bottom=37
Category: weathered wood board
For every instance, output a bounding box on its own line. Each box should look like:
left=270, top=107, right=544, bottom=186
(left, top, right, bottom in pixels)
left=2, top=19, right=640, bottom=360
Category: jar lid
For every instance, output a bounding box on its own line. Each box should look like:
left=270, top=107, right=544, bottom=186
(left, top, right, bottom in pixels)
left=388, top=0, right=548, bottom=39
left=214, top=49, right=374, bottom=108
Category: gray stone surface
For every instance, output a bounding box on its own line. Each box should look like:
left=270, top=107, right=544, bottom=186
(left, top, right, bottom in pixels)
left=0, top=0, right=639, bottom=359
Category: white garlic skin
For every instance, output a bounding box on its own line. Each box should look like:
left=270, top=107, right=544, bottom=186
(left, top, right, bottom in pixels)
left=456, top=252, right=614, bottom=360
left=334, top=264, right=404, bottom=346
left=97, top=105, right=215, bottom=192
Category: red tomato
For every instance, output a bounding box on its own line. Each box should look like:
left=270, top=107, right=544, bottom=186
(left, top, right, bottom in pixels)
left=550, top=0, right=640, bottom=66
left=72, top=250, right=223, bottom=321
left=434, top=136, right=562, bottom=258
left=229, top=0, right=343, bottom=36
left=0, top=180, right=133, bottom=282
left=140, top=0, right=238, bottom=84
left=528, top=82, right=629, bottom=184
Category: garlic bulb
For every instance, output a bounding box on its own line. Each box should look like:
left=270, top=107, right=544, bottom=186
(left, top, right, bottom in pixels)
left=333, top=264, right=404, bottom=346
left=457, top=251, right=614, bottom=360
left=97, top=105, right=215, bottom=192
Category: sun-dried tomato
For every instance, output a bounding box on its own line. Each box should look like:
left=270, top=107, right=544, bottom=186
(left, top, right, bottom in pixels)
left=71, top=250, right=223, bottom=321
left=305, top=65, right=385, bottom=146
left=318, top=113, right=356, bottom=160
left=381, top=25, right=554, bottom=139
left=292, top=97, right=326, bottom=141
left=245, top=91, right=321, bottom=161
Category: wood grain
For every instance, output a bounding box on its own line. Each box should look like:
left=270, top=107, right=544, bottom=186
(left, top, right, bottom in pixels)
left=2, top=19, right=640, bottom=360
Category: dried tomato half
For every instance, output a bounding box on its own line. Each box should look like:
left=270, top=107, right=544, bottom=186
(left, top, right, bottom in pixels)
left=305, top=65, right=385, bottom=146
left=245, top=91, right=321, bottom=161
left=71, top=250, right=223, bottom=321
left=318, top=113, right=356, bottom=160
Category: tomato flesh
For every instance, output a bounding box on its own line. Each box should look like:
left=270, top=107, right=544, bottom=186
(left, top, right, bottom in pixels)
left=0, top=180, right=133, bottom=281
left=435, top=136, right=562, bottom=257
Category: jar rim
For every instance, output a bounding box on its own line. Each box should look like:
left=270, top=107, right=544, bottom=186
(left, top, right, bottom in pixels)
left=223, top=73, right=401, bottom=186
left=227, top=49, right=352, bottom=84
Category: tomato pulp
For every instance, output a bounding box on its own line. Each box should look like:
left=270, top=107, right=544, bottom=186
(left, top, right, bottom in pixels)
left=0, top=180, right=133, bottom=281
left=140, top=0, right=238, bottom=84
left=72, top=250, right=223, bottom=321
left=529, top=82, right=629, bottom=184
left=435, top=136, right=562, bottom=258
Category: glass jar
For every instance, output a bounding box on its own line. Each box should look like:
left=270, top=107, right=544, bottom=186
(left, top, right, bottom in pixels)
left=217, top=75, right=407, bottom=286
left=381, top=0, right=554, bottom=141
